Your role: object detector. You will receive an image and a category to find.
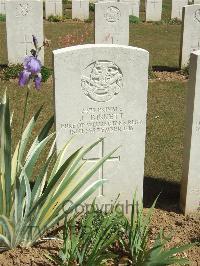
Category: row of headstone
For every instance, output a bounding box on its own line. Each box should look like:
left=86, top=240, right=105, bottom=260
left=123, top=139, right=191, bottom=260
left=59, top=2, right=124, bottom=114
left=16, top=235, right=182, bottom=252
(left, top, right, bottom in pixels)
left=4, top=0, right=130, bottom=65
left=0, top=0, right=193, bottom=23
left=43, top=0, right=200, bottom=23
left=4, top=0, right=200, bottom=67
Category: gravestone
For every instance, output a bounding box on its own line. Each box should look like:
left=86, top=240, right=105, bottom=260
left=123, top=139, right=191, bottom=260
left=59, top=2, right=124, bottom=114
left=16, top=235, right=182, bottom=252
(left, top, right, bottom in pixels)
left=145, top=0, right=162, bottom=21
left=171, top=0, right=188, bottom=20
left=6, top=0, right=44, bottom=64
left=194, top=0, right=200, bottom=4
left=180, top=50, right=200, bottom=214
left=95, top=2, right=129, bottom=45
left=180, top=4, right=200, bottom=68
left=45, top=0, right=62, bottom=18
left=53, top=44, right=149, bottom=215
left=72, top=0, right=89, bottom=20
left=0, top=0, right=6, bottom=14
left=120, top=0, right=140, bottom=17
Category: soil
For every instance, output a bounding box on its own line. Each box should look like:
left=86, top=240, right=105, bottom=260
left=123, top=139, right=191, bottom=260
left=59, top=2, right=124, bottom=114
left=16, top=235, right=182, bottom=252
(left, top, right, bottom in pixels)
left=0, top=207, right=199, bottom=266
left=151, top=71, right=188, bottom=82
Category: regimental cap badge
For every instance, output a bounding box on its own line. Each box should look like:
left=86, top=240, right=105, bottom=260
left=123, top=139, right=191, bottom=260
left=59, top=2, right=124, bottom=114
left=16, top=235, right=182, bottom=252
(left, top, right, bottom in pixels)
left=81, top=60, right=123, bottom=102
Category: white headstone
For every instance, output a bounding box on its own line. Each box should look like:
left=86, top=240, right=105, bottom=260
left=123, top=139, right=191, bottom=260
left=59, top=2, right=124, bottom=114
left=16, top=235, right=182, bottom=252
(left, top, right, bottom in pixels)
left=72, top=0, right=89, bottom=20
left=145, top=0, right=162, bottom=21
left=180, top=5, right=200, bottom=68
left=171, top=0, right=188, bottom=20
left=0, top=0, right=6, bottom=14
left=121, top=0, right=140, bottom=17
left=180, top=50, right=200, bottom=214
left=45, top=0, right=62, bottom=18
left=53, top=44, right=149, bottom=215
left=6, top=0, right=44, bottom=64
left=95, top=2, right=129, bottom=45
left=194, top=0, right=200, bottom=4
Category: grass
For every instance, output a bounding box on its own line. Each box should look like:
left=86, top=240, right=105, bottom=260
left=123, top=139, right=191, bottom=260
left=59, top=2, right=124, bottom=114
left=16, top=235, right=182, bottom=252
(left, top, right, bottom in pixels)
left=0, top=0, right=187, bottom=185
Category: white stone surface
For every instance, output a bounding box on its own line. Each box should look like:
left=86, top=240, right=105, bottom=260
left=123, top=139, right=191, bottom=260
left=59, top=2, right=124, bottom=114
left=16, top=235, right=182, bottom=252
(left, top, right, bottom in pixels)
left=72, top=0, right=89, bottom=20
left=180, top=50, right=200, bottom=214
left=45, top=0, right=62, bottom=18
left=120, top=0, right=140, bottom=17
left=145, top=0, right=162, bottom=21
left=194, top=0, right=200, bottom=4
left=180, top=4, right=200, bottom=68
left=53, top=44, right=149, bottom=215
left=95, top=2, right=129, bottom=45
left=171, top=0, right=188, bottom=20
left=0, top=0, right=6, bottom=14
left=6, top=0, right=44, bottom=64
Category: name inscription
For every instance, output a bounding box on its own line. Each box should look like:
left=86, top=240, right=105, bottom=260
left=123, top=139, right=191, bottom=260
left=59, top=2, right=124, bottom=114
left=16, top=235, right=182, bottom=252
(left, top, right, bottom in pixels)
left=60, top=106, right=144, bottom=135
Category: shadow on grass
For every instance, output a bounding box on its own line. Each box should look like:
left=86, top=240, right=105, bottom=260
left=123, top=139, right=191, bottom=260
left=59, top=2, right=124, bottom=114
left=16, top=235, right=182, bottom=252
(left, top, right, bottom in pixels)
left=152, top=65, right=180, bottom=72
left=143, top=176, right=181, bottom=213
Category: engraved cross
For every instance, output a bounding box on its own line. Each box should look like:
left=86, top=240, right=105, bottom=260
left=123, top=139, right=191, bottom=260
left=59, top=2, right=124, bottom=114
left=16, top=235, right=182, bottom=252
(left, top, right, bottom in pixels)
left=178, top=5, right=182, bottom=17
left=0, top=1, right=5, bottom=11
left=83, top=139, right=120, bottom=196
left=20, top=35, right=33, bottom=55
left=191, top=35, right=200, bottom=51
left=151, top=0, right=159, bottom=8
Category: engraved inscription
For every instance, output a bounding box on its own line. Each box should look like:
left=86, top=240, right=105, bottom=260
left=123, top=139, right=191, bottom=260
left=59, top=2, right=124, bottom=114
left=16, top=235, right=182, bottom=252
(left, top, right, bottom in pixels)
left=195, top=121, right=200, bottom=132
left=194, top=9, right=200, bottom=23
left=20, top=35, right=33, bottom=55
left=60, top=106, right=144, bottom=135
left=16, top=3, right=30, bottom=17
left=105, top=6, right=121, bottom=23
left=81, top=61, right=122, bottom=102
left=191, top=34, right=200, bottom=51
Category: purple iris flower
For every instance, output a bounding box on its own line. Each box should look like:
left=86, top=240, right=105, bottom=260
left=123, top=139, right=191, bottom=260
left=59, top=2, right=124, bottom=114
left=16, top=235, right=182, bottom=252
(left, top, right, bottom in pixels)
left=19, top=35, right=43, bottom=90
left=24, top=56, right=41, bottom=74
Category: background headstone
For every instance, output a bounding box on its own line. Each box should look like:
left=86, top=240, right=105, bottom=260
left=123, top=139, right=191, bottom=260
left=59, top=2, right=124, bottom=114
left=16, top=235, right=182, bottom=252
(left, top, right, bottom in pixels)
left=6, top=0, right=44, bottom=64
left=72, top=0, right=89, bottom=20
left=180, top=50, right=200, bottom=214
left=171, top=0, right=188, bottom=20
left=194, top=0, right=200, bottom=4
left=53, top=44, right=149, bottom=215
left=145, top=0, right=162, bottom=21
left=180, top=4, right=200, bottom=68
left=0, top=0, right=6, bottom=14
left=120, top=0, right=140, bottom=17
left=95, top=2, right=129, bottom=45
left=45, top=0, right=62, bottom=18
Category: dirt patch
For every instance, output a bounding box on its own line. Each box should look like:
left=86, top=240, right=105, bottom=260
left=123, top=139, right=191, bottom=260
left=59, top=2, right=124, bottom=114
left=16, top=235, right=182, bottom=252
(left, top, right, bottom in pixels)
left=149, top=209, right=200, bottom=266
left=0, top=239, right=62, bottom=266
left=0, top=209, right=199, bottom=266
left=151, top=71, right=187, bottom=81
